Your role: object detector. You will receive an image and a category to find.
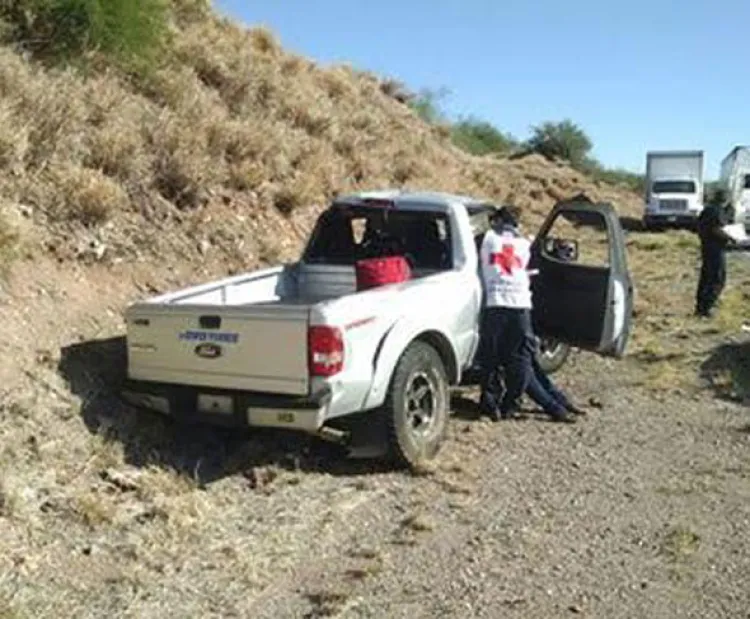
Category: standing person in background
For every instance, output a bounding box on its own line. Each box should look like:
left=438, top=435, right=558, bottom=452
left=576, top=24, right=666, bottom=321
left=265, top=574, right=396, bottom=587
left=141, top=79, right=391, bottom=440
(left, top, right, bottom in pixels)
left=477, top=206, right=576, bottom=423
left=695, top=189, right=735, bottom=318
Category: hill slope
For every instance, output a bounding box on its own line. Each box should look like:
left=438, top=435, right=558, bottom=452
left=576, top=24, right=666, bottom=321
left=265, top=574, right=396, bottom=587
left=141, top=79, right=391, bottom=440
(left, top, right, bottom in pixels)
left=1, top=2, right=641, bottom=274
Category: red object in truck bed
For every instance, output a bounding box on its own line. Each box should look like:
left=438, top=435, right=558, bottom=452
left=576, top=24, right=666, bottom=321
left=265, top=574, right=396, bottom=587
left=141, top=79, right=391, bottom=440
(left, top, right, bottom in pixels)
left=355, top=256, right=412, bottom=291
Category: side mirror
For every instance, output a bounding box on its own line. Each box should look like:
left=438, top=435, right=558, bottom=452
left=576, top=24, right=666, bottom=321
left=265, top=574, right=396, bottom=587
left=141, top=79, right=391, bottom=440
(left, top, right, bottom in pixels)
left=543, top=237, right=579, bottom=262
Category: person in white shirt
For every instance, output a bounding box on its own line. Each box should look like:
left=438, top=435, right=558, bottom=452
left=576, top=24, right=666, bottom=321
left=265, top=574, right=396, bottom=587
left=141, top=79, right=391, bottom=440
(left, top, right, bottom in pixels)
left=477, top=206, right=576, bottom=423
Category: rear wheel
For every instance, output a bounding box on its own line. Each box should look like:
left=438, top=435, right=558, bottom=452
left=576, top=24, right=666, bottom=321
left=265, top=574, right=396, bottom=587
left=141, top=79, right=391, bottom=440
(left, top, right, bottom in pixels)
left=535, top=337, right=570, bottom=374
left=384, top=341, right=449, bottom=469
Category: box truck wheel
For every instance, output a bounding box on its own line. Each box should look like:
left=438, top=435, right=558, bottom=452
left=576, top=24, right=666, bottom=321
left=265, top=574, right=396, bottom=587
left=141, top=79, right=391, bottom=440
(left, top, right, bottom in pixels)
left=384, top=341, right=449, bottom=469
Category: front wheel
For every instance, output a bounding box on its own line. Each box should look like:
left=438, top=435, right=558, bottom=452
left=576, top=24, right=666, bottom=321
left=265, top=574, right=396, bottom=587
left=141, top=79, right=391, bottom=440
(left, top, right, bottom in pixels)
left=384, top=341, right=450, bottom=469
left=535, top=337, right=571, bottom=375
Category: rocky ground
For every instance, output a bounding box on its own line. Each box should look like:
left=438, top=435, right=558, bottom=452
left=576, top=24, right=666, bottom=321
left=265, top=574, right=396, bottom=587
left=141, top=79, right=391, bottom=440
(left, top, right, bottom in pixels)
left=1, top=224, right=750, bottom=619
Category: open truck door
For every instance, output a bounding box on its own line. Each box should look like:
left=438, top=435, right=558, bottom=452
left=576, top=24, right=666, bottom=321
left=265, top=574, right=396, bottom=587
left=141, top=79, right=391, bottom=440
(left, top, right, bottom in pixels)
left=529, top=201, right=633, bottom=357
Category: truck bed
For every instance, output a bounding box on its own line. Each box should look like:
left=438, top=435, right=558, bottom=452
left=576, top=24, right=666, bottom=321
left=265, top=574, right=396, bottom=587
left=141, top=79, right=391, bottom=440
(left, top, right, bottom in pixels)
left=125, top=262, right=429, bottom=397
left=126, top=265, right=317, bottom=395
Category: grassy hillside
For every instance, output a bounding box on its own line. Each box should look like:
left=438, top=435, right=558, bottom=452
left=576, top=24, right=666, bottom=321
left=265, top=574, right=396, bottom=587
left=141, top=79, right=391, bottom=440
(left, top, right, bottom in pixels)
left=0, top=0, right=643, bottom=275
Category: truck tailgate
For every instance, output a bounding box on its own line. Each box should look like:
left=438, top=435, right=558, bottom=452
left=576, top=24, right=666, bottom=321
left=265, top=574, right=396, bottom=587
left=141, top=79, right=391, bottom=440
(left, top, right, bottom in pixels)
left=126, top=303, right=311, bottom=396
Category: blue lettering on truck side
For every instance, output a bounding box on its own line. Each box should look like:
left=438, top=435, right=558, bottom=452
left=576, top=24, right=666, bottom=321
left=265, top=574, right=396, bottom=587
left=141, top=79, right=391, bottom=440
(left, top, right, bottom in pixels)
left=178, top=330, right=240, bottom=344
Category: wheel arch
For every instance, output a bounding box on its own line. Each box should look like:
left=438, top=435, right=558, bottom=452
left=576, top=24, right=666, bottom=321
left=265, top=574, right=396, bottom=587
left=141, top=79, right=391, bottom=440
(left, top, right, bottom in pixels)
left=362, top=323, right=460, bottom=411
left=413, top=330, right=459, bottom=385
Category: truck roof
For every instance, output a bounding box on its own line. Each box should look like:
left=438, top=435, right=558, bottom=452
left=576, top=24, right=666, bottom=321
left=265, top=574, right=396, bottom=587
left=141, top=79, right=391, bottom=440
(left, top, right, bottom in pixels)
left=721, top=145, right=750, bottom=164
left=646, top=150, right=704, bottom=158
left=332, top=189, right=494, bottom=213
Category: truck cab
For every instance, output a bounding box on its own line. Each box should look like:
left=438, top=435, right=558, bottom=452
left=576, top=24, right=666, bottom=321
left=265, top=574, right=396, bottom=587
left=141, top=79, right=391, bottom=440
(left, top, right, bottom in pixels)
left=643, top=150, right=704, bottom=230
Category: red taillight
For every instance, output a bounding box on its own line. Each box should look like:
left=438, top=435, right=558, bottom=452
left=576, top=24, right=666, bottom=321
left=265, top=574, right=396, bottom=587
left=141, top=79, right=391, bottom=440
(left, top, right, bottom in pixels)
left=308, top=326, right=344, bottom=377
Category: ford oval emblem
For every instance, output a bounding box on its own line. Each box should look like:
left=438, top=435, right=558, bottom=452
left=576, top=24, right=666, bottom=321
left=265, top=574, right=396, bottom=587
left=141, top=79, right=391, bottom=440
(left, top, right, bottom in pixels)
left=195, top=343, right=222, bottom=359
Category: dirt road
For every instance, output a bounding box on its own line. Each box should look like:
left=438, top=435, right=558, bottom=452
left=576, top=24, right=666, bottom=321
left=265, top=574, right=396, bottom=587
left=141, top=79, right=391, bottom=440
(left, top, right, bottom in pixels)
left=1, top=227, right=750, bottom=618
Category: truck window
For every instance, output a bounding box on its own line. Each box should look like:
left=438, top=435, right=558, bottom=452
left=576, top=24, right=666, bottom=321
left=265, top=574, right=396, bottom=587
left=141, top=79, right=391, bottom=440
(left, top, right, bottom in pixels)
left=651, top=180, right=696, bottom=194
left=541, top=209, right=609, bottom=268
left=743, top=174, right=750, bottom=190
left=304, top=207, right=453, bottom=271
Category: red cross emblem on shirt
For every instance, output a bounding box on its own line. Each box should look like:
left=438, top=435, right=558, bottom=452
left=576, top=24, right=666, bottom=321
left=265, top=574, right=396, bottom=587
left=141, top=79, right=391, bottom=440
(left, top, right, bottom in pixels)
left=489, top=244, right=523, bottom=274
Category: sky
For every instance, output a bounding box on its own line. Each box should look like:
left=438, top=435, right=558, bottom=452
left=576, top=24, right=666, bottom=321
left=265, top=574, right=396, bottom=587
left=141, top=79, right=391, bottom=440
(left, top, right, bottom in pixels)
left=214, top=0, right=748, bottom=179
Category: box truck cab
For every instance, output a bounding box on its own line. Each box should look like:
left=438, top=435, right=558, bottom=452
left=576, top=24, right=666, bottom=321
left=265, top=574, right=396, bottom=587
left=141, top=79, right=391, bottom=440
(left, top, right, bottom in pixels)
left=719, top=146, right=750, bottom=230
left=643, top=150, right=704, bottom=230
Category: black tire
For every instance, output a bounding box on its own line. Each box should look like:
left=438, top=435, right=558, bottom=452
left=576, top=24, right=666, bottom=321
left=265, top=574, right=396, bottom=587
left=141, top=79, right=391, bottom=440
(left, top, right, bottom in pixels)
left=383, top=341, right=450, bottom=469
left=535, top=337, right=570, bottom=375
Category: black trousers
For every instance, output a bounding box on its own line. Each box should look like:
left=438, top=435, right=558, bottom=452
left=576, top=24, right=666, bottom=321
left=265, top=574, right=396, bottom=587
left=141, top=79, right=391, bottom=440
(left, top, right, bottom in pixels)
left=478, top=307, right=533, bottom=415
left=695, top=244, right=726, bottom=316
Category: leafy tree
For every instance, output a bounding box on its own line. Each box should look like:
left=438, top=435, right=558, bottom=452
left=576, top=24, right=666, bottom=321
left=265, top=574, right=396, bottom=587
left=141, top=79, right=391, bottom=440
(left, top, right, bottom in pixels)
left=407, top=87, right=450, bottom=124
left=526, top=119, right=593, bottom=167
left=450, top=117, right=518, bottom=156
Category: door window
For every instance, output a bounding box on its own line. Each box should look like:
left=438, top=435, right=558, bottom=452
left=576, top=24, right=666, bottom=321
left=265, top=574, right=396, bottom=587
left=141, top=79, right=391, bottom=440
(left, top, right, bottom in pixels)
left=540, top=209, right=610, bottom=268
left=532, top=207, right=613, bottom=350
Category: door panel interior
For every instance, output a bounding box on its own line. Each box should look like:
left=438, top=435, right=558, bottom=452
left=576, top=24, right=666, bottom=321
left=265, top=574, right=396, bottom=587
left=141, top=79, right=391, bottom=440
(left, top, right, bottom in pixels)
left=530, top=204, right=616, bottom=351
left=531, top=260, right=610, bottom=348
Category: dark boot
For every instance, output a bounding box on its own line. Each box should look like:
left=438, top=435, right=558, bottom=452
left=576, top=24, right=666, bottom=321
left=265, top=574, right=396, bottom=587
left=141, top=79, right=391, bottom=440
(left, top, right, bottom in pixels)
left=565, top=402, right=588, bottom=416
left=549, top=409, right=577, bottom=423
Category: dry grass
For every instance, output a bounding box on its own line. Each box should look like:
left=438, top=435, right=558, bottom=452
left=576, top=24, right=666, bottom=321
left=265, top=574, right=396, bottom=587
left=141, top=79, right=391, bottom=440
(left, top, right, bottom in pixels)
left=623, top=225, right=750, bottom=399
left=304, top=590, right=351, bottom=617
left=714, top=287, right=748, bottom=332
left=0, top=478, right=16, bottom=519
left=73, top=490, right=117, bottom=528
left=661, top=526, right=701, bottom=563
left=401, top=512, right=435, bottom=532
left=53, top=164, right=130, bottom=226
left=0, top=212, right=19, bottom=269
left=0, top=7, right=643, bottom=270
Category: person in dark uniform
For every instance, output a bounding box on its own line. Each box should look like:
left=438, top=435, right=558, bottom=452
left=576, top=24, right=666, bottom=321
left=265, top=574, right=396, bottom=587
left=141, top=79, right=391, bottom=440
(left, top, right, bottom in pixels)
left=695, top=189, right=736, bottom=318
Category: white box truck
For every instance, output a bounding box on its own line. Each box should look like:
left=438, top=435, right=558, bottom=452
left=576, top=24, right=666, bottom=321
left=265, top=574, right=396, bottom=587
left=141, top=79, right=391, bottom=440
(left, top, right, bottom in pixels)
left=642, top=150, right=704, bottom=229
left=718, top=146, right=750, bottom=229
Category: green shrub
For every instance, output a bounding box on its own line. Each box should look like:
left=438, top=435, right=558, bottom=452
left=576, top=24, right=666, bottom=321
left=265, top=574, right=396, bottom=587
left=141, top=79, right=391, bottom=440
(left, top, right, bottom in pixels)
left=400, top=81, right=646, bottom=194
left=579, top=157, right=645, bottom=193
left=450, top=117, right=517, bottom=156
left=407, top=87, right=449, bottom=124
left=525, top=119, right=593, bottom=167
left=0, top=0, right=170, bottom=72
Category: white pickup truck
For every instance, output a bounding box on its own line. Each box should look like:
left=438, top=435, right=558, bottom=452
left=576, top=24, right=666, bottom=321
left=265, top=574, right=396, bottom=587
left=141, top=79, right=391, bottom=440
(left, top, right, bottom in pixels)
left=122, top=190, right=633, bottom=468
